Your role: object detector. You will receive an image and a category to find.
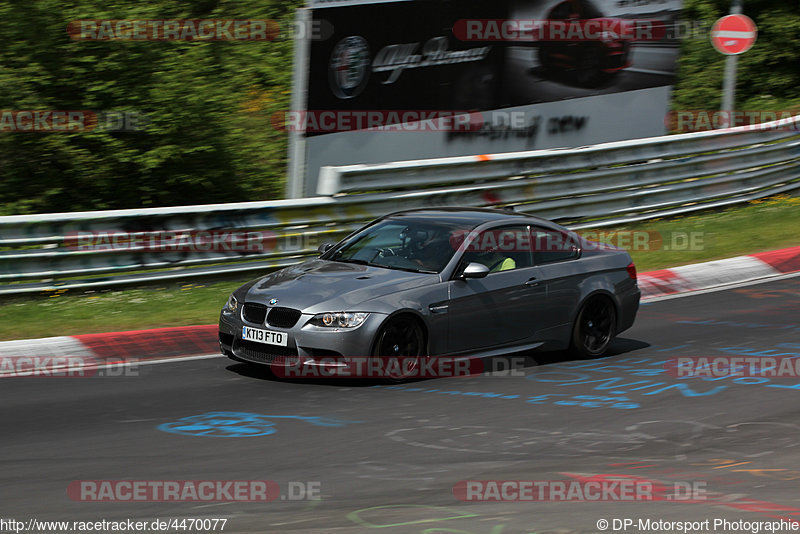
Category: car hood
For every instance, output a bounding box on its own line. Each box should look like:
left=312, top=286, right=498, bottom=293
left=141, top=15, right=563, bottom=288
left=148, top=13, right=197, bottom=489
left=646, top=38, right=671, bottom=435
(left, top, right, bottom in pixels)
left=244, top=259, right=437, bottom=313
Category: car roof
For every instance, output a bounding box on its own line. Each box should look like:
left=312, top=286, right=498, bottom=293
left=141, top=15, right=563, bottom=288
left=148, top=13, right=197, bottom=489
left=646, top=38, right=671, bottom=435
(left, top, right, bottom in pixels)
left=382, top=207, right=555, bottom=229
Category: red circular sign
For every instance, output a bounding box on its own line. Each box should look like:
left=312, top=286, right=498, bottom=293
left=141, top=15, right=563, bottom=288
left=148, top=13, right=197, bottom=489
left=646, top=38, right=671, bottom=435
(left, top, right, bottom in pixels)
left=711, top=14, right=757, bottom=55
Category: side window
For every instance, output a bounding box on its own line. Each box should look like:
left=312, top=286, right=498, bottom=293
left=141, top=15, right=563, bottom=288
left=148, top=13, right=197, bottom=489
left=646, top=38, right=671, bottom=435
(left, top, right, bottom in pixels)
left=532, top=227, right=580, bottom=265
left=461, top=225, right=533, bottom=273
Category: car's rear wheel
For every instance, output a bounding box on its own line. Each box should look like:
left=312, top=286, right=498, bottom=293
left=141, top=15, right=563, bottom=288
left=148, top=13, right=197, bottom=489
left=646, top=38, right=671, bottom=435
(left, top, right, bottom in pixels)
left=570, top=296, right=616, bottom=358
left=372, top=316, right=425, bottom=382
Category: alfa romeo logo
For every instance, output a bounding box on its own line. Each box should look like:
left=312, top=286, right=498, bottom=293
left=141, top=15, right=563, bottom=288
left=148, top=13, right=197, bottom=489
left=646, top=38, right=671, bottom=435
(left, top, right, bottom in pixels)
left=329, top=35, right=370, bottom=99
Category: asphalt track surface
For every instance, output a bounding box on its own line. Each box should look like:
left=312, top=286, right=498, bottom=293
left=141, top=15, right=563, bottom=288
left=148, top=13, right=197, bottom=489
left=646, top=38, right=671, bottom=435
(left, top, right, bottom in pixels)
left=3, top=276, right=800, bottom=534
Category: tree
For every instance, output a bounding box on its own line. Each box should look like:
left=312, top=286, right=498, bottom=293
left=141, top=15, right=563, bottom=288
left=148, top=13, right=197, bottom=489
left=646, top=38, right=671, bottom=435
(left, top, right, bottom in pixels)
left=0, top=0, right=298, bottom=214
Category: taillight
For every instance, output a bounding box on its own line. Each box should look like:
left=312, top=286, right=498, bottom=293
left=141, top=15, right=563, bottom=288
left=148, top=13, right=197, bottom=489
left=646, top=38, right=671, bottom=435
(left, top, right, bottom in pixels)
left=626, top=262, right=637, bottom=281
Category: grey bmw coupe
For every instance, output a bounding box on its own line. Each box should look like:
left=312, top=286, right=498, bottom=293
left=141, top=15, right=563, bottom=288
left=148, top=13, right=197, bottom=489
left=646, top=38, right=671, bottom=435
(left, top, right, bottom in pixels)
left=218, top=207, right=640, bottom=375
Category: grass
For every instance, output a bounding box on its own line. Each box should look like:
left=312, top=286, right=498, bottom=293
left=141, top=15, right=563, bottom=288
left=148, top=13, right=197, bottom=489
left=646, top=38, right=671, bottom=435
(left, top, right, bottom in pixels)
left=0, top=195, right=798, bottom=341
left=0, top=279, right=249, bottom=341
left=613, top=195, right=800, bottom=272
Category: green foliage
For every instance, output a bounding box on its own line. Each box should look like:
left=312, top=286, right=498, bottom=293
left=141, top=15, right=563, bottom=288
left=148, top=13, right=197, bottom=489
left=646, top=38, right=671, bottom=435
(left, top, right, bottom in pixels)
left=0, top=0, right=299, bottom=214
left=673, top=0, right=800, bottom=112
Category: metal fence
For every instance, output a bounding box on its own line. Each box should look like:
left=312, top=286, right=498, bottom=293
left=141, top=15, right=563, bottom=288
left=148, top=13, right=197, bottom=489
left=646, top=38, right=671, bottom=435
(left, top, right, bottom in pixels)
left=2, top=115, right=799, bottom=294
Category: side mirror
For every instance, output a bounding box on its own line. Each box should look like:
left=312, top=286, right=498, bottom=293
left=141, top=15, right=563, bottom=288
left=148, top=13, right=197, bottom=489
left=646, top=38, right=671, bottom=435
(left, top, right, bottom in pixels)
left=318, top=242, right=335, bottom=255
left=460, top=262, right=490, bottom=279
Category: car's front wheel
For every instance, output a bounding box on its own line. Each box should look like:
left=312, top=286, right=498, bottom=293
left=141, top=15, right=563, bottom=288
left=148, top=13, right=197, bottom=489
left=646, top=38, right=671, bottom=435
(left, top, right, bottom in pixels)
left=570, top=296, right=617, bottom=358
left=372, top=316, right=425, bottom=381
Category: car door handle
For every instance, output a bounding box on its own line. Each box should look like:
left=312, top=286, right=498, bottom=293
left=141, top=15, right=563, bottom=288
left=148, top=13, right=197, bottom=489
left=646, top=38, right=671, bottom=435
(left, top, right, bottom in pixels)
left=429, top=304, right=449, bottom=314
left=525, top=277, right=539, bottom=287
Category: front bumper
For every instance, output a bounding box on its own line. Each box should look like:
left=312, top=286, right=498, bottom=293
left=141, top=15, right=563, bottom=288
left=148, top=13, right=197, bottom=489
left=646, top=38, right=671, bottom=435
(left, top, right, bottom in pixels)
left=219, top=307, right=388, bottom=367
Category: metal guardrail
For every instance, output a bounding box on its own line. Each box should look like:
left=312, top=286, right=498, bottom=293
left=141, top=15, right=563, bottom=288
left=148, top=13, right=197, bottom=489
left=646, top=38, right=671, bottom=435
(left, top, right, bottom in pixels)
left=1, top=115, right=799, bottom=294
left=316, top=124, right=799, bottom=195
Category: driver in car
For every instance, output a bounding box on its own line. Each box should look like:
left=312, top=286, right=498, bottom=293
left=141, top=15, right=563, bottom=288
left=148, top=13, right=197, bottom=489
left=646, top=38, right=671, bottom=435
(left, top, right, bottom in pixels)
left=477, top=249, right=516, bottom=272
left=409, top=229, right=452, bottom=271
left=450, top=229, right=517, bottom=273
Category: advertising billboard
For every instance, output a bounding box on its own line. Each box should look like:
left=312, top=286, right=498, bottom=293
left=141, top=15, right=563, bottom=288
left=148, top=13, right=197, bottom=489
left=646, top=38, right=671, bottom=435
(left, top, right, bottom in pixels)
left=287, top=0, right=684, bottom=196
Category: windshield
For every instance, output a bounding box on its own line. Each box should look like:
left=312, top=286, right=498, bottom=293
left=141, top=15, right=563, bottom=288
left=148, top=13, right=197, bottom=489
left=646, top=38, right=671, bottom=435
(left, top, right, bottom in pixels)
left=327, top=218, right=467, bottom=273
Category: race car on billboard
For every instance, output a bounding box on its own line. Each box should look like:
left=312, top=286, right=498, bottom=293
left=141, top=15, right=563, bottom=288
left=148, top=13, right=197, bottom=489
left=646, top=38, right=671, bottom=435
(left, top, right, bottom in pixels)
left=537, top=0, right=632, bottom=87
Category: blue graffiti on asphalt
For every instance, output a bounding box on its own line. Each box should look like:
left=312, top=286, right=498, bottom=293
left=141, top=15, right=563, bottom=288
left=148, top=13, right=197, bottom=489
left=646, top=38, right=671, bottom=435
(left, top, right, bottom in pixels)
left=372, top=343, right=800, bottom=411
left=525, top=343, right=800, bottom=396
left=372, top=385, right=640, bottom=409
left=525, top=393, right=638, bottom=409
left=158, top=412, right=362, bottom=437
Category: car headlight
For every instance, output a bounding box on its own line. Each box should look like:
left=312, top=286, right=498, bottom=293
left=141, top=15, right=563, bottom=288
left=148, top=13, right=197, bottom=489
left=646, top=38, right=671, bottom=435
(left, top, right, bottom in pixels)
left=309, top=312, right=369, bottom=329
left=224, top=294, right=238, bottom=313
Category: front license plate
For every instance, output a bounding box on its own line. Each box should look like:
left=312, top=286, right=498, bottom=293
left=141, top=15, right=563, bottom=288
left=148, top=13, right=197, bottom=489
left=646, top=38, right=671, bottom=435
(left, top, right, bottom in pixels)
left=242, top=326, right=288, bottom=346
